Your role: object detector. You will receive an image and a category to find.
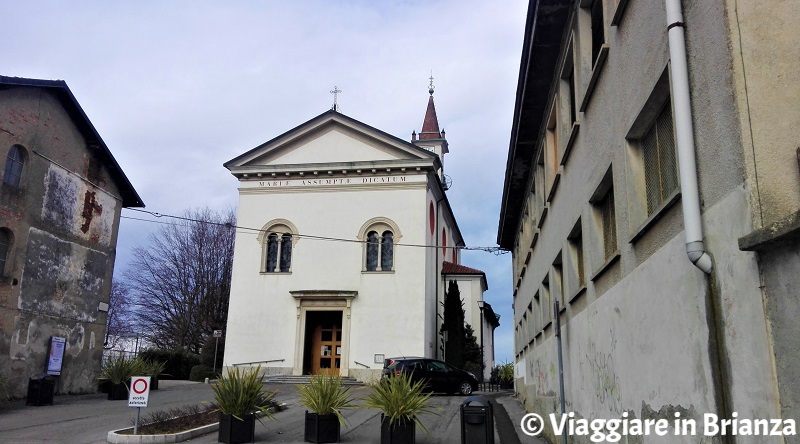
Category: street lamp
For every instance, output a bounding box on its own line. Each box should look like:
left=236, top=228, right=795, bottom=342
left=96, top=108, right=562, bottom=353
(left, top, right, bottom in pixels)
left=477, top=300, right=486, bottom=383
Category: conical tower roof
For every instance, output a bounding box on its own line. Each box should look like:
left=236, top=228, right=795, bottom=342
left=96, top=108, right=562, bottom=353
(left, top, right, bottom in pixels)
left=419, top=94, right=441, bottom=140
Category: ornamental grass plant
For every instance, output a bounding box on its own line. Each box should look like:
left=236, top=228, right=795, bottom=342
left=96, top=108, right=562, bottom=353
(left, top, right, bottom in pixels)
left=211, top=365, right=276, bottom=420
left=363, top=372, right=437, bottom=433
left=98, top=355, right=145, bottom=385
left=297, top=374, right=355, bottom=424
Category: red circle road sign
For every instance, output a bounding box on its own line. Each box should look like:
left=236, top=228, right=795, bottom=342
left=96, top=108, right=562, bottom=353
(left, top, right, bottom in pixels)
left=132, top=377, right=149, bottom=394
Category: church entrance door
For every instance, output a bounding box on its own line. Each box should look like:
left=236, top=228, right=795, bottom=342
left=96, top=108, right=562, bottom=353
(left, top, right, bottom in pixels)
left=306, top=311, right=343, bottom=375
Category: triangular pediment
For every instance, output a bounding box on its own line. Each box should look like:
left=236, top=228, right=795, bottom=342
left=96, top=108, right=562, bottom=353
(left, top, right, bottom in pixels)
left=225, top=110, right=437, bottom=170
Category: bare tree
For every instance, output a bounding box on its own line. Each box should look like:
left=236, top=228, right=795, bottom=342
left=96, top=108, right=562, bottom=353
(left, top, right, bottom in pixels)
left=124, top=207, right=235, bottom=353
left=104, top=280, right=135, bottom=349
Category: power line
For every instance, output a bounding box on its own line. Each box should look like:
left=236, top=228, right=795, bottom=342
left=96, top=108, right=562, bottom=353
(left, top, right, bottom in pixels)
left=122, top=208, right=509, bottom=254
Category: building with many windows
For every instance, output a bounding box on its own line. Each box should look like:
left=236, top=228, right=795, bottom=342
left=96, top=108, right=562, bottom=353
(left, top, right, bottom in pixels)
left=223, top=88, right=496, bottom=382
left=0, top=76, right=143, bottom=397
left=498, top=0, right=799, bottom=441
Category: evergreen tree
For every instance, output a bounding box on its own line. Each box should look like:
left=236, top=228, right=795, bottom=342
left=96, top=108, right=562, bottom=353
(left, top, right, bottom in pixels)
left=463, top=323, right=483, bottom=380
left=442, top=280, right=465, bottom=368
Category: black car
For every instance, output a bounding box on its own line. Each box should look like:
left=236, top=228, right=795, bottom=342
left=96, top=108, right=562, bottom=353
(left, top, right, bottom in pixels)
left=382, top=357, right=479, bottom=395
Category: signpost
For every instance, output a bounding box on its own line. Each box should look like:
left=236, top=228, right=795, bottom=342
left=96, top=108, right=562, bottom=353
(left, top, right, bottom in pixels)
left=213, top=330, right=222, bottom=374
left=128, top=376, right=151, bottom=434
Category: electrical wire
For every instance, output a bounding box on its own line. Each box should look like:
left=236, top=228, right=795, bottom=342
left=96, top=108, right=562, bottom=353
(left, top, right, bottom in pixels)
left=121, top=208, right=509, bottom=254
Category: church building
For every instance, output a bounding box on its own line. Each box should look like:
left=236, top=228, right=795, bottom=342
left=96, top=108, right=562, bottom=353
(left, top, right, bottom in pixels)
left=222, top=85, right=495, bottom=382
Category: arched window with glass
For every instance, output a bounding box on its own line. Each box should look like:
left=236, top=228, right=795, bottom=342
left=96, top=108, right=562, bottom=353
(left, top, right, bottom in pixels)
left=3, top=145, right=25, bottom=188
left=359, top=217, right=401, bottom=273
left=258, top=220, right=298, bottom=274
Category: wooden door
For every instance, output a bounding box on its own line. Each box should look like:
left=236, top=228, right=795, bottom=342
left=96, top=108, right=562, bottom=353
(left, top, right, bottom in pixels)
left=310, top=321, right=342, bottom=375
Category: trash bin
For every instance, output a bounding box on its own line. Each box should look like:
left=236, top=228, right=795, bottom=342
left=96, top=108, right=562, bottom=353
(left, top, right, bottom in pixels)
left=460, top=395, right=494, bottom=444
left=26, top=373, right=55, bottom=406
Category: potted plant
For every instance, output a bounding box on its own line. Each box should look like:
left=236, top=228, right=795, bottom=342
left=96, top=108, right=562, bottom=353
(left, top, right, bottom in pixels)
left=211, top=365, right=276, bottom=444
left=142, top=360, right=168, bottom=390
left=363, top=372, right=437, bottom=444
left=297, top=374, right=355, bottom=443
left=98, top=355, right=143, bottom=400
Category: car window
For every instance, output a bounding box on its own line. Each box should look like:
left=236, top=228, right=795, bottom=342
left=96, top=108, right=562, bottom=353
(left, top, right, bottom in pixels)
left=426, top=361, right=449, bottom=372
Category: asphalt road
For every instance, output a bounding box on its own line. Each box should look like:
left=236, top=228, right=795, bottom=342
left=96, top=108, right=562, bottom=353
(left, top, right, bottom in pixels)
left=0, top=381, right=545, bottom=444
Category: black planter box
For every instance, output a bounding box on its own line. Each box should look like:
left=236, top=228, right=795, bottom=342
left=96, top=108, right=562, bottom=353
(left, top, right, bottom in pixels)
left=381, top=416, right=415, bottom=444
left=108, top=382, right=128, bottom=400
left=150, top=376, right=159, bottom=391
left=305, top=412, right=340, bottom=443
left=219, top=413, right=255, bottom=444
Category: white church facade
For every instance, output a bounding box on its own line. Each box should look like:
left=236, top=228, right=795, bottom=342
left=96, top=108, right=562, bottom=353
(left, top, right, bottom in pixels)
left=222, top=90, right=497, bottom=382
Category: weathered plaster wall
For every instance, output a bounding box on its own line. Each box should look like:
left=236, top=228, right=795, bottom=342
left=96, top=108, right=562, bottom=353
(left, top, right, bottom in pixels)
left=0, top=87, right=124, bottom=397
left=758, top=244, right=800, bottom=440
left=726, top=0, right=800, bottom=228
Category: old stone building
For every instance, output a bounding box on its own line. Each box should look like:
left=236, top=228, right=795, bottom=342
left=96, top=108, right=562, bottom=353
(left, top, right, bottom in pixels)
left=0, top=76, right=142, bottom=397
left=498, top=0, right=798, bottom=442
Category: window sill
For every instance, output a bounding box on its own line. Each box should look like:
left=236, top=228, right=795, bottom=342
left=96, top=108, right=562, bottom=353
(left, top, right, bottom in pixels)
left=629, top=189, right=682, bottom=244
left=579, top=45, right=610, bottom=112
left=537, top=207, right=549, bottom=229
left=568, top=285, right=587, bottom=304
left=590, top=251, right=620, bottom=282
left=362, top=270, right=395, bottom=274
left=546, top=173, right=561, bottom=203
left=560, top=122, right=580, bottom=166
left=611, top=0, right=631, bottom=26
left=260, top=271, right=291, bottom=275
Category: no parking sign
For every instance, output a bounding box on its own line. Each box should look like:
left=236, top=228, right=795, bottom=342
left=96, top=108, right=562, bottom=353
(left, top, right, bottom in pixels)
left=128, top=376, right=151, bottom=408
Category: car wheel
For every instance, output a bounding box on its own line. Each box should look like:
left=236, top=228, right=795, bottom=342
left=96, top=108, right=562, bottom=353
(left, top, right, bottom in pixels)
left=458, top=381, right=473, bottom=396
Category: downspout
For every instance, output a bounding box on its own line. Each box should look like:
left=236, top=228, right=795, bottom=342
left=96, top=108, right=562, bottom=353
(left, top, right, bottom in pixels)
left=665, top=0, right=713, bottom=274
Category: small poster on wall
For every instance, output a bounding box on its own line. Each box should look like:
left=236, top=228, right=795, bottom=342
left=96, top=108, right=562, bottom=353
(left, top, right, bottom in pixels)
left=47, top=336, right=66, bottom=376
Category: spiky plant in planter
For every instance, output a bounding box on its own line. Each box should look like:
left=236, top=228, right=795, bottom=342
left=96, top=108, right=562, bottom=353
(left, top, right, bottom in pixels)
left=364, top=372, right=437, bottom=444
left=211, top=365, right=275, bottom=444
left=98, top=356, right=145, bottom=400
left=297, top=374, right=355, bottom=443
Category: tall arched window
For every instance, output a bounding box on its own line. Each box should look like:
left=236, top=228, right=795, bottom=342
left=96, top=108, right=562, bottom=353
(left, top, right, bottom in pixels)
left=366, top=231, right=379, bottom=271
left=380, top=231, right=393, bottom=271
left=358, top=217, right=401, bottom=272
left=0, top=228, right=11, bottom=276
left=3, top=145, right=25, bottom=188
left=280, top=233, right=292, bottom=272
left=258, top=219, right=298, bottom=273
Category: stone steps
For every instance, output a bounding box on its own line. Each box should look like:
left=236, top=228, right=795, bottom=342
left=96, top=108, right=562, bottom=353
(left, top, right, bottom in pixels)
left=262, top=375, right=363, bottom=386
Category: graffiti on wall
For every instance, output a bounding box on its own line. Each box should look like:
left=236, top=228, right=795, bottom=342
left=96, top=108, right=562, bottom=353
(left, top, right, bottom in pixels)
left=586, top=340, right=621, bottom=414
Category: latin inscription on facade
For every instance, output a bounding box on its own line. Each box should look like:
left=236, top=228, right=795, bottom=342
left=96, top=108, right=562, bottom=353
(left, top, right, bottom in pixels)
left=248, top=175, right=418, bottom=189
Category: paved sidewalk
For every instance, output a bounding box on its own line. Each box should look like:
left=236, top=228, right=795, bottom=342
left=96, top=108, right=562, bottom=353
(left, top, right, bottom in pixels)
left=0, top=381, right=549, bottom=444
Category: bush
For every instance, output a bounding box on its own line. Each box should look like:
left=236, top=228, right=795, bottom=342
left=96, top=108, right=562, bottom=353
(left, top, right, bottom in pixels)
left=189, top=365, right=219, bottom=382
left=139, top=349, right=201, bottom=380
left=200, top=335, right=225, bottom=368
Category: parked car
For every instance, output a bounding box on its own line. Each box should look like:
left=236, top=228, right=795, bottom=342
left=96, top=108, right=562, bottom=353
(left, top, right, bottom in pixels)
left=382, top=357, right=478, bottom=395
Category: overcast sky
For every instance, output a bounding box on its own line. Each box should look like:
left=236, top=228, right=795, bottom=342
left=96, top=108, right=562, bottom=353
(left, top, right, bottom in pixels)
left=4, top=0, right=527, bottom=364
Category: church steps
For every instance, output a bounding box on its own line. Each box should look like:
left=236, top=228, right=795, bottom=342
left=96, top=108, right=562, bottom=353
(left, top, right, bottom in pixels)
left=262, top=375, right=363, bottom=386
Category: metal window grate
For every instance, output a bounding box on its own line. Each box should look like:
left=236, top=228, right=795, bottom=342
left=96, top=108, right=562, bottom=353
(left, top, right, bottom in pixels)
left=643, top=102, right=678, bottom=215
left=600, top=190, right=617, bottom=259
left=0, top=229, right=9, bottom=273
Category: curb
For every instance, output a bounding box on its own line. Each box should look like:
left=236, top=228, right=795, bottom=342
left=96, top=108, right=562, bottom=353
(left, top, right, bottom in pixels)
left=107, top=422, right=218, bottom=444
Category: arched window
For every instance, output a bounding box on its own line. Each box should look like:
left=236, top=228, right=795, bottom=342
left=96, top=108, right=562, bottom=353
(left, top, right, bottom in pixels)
left=0, top=228, right=11, bottom=275
left=380, top=231, right=393, bottom=271
left=258, top=219, right=298, bottom=273
left=366, top=231, right=379, bottom=271
left=358, top=217, right=401, bottom=272
left=280, top=233, right=292, bottom=272
left=3, top=145, right=25, bottom=188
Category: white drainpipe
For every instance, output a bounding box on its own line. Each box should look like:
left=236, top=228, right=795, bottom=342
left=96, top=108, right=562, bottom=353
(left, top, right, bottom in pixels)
left=665, top=0, right=713, bottom=274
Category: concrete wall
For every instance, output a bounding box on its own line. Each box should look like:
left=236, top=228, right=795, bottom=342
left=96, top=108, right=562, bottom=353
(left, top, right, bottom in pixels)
left=508, top=0, right=783, bottom=441
left=0, top=87, right=123, bottom=397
